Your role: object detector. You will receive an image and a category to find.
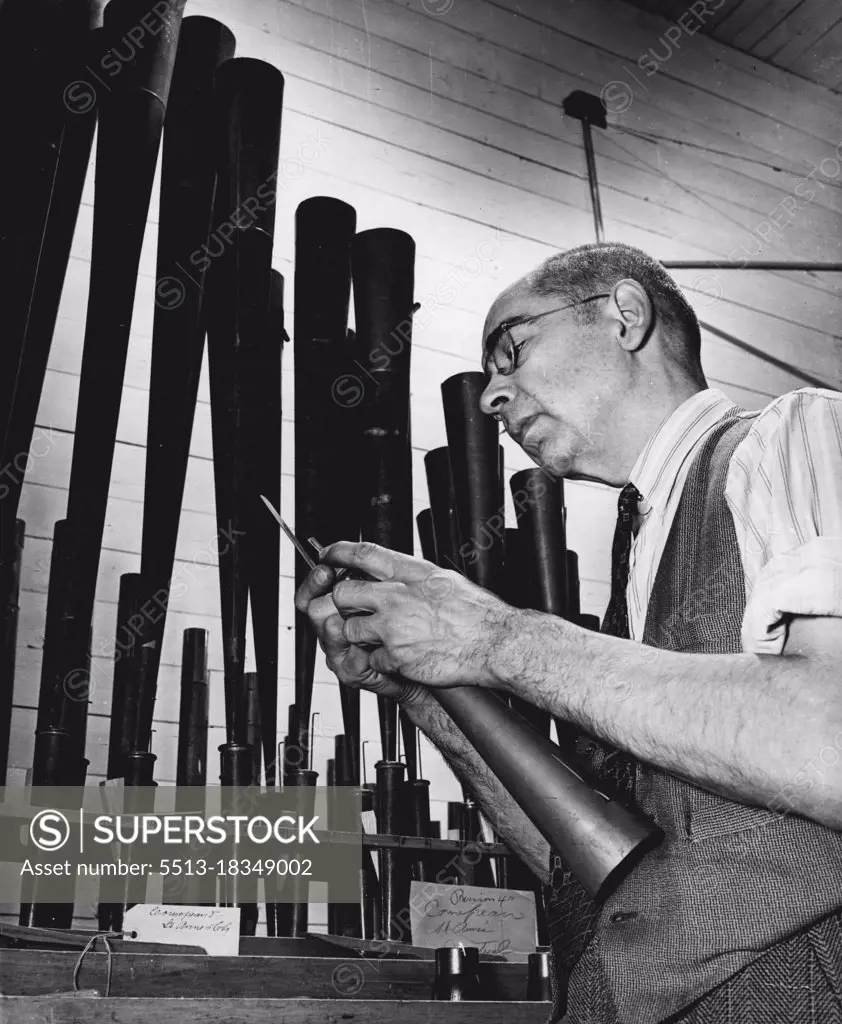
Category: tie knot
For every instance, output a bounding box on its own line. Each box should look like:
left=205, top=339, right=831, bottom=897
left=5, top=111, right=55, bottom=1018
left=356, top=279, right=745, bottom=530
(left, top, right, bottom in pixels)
left=617, top=483, right=642, bottom=529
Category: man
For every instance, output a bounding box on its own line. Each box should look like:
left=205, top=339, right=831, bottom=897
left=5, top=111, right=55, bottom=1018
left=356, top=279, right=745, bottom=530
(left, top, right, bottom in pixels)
left=296, top=242, right=842, bottom=1023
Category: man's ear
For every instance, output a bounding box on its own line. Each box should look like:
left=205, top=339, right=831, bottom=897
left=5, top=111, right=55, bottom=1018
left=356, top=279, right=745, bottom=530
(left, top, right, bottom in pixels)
left=612, top=280, right=652, bottom=351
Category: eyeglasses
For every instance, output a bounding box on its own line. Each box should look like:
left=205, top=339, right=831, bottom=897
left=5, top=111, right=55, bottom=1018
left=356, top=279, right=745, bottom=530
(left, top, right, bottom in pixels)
left=483, top=293, right=610, bottom=377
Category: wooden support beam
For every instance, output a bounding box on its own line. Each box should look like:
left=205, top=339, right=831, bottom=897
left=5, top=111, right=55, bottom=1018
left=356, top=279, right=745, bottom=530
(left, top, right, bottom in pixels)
left=1, top=997, right=550, bottom=1024
left=662, top=261, right=842, bottom=272
left=0, top=951, right=534, bottom=1002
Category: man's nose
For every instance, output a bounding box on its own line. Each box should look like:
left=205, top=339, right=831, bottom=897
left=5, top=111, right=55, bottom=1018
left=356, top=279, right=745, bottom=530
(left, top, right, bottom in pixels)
left=479, top=374, right=512, bottom=417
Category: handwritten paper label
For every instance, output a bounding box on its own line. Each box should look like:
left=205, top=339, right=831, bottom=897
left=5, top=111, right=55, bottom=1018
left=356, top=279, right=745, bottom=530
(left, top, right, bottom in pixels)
left=409, top=881, right=537, bottom=955
left=123, top=904, right=240, bottom=956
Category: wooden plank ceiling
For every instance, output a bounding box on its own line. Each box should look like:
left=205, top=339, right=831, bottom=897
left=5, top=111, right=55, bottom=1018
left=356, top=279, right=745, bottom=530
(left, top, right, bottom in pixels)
left=619, top=0, right=842, bottom=93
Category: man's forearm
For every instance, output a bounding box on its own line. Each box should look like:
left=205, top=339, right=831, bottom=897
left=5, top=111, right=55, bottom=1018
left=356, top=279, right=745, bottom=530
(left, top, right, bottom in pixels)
left=401, top=690, right=550, bottom=883
left=492, top=609, right=842, bottom=829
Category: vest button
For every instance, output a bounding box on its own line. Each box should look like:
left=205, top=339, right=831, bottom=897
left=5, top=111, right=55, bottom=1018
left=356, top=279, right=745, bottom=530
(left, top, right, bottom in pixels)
left=610, top=911, right=638, bottom=923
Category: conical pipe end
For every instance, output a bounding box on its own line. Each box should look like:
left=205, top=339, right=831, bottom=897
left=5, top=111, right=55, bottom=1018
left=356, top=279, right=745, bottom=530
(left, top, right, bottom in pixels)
left=435, top=686, right=661, bottom=898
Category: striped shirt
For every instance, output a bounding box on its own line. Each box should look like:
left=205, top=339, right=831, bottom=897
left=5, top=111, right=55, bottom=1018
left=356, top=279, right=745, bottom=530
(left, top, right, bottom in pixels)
left=626, top=387, right=842, bottom=653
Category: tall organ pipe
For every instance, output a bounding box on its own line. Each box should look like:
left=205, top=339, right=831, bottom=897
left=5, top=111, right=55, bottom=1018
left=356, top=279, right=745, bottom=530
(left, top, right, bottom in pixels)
left=509, top=468, right=569, bottom=737
left=0, top=0, right=101, bottom=486
left=136, top=15, right=236, bottom=767
left=32, top=520, right=90, bottom=787
left=0, top=520, right=24, bottom=786
left=293, top=197, right=358, bottom=778
left=351, top=228, right=416, bottom=766
left=25, top=520, right=90, bottom=927
left=441, top=373, right=504, bottom=595
left=274, top=768, right=318, bottom=936
left=106, top=573, right=145, bottom=781
left=424, top=447, right=463, bottom=574
left=176, top=629, right=210, bottom=788
left=206, top=57, right=283, bottom=761
left=241, top=269, right=286, bottom=785
left=59, top=1, right=186, bottom=757
left=0, top=2, right=104, bottom=532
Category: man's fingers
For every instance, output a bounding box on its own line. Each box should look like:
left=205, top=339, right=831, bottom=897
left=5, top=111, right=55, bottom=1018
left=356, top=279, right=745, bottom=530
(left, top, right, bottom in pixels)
left=319, top=540, right=433, bottom=583
left=353, top=674, right=415, bottom=701
left=369, top=646, right=398, bottom=675
left=343, top=613, right=384, bottom=646
left=323, top=616, right=380, bottom=686
left=341, top=644, right=377, bottom=682
left=323, top=614, right=348, bottom=653
left=307, top=593, right=339, bottom=631
left=332, top=578, right=400, bottom=615
left=294, top=564, right=336, bottom=612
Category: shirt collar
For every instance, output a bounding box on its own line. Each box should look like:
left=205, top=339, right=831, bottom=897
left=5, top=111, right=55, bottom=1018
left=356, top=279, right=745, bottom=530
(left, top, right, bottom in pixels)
left=629, top=388, right=737, bottom=517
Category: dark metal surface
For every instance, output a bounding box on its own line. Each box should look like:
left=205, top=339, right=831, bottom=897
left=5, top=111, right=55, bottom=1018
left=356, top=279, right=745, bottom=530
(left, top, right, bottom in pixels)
left=176, top=628, right=210, bottom=788
left=410, top=779, right=432, bottom=882
left=462, top=798, right=496, bottom=888
left=433, top=945, right=481, bottom=1001
left=566, top=550, right=581, bottom=622
left=207, top=57, right=283, bottom=754
left=242, top=269, right=285, bottom=785
left=434, top=687, right=661, bottom=899
left=375, top=759, right=410, bottom=940
left=353, top=228, right=416, bottom=766
left=416, top=508, right=438, bottom=565
left=19, top=744, right=86, bottom=927
left=218, top=747, right=259, bottom=935
left=360, top=784, right=381, bottom=939
left=61, top=2, right=186, bottom=736
left=331, top=736, right=364, bottom=938
left=106, top=573, right=144, bottom=782
left=510, top=469, right=568, bottom=618
left=137, top=15, right=236, bottom=770
left=526, top=951, right=551, bottom=1002
left=424, top=448, right=464, bottom=575
left=503, top=527, right=552, bottom=740
left=293, top=196, right=358, bottom=777
left=663, top=260, right=842, bottom=271
left=441, top=372, right=505, bottom=594
left=244, top=671, right=262, bottom=786
left=274, top=768, right=318, bottom=937
left=0, top=519, right=24, bottom=785
left=0, top=6, right=104, bottom=540
left=98, top=764, right=157, bottom=933
left=34, top=521, right=90, bottom=783
left=509, top=470, right=566, bottom=740
left=0, top=0, right=102, bottom=520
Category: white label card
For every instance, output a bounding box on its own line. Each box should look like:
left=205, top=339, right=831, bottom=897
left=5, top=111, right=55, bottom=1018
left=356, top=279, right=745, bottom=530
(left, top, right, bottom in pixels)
left=409, top=881, right=537, bottom=955
left=123, top=904, right=240, bottom=956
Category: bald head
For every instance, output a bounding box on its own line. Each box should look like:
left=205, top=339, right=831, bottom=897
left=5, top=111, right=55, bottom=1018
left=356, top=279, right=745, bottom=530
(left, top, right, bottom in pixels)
left=501, top=241, right=705, bottom=383
left=477, top=242, right=708, bottom=485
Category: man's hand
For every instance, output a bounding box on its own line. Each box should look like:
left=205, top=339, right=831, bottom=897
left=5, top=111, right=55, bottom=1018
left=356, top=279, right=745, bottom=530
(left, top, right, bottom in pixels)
left=292, top=559, right=415, bottom=703
left=294, top=540, right=516, bottom=690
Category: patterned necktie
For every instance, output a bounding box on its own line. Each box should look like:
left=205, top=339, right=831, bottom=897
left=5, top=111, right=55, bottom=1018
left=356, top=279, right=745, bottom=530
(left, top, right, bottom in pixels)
left=545, top=482, right=644, bottom=1010
left=601, top=481, right=643, bottom=640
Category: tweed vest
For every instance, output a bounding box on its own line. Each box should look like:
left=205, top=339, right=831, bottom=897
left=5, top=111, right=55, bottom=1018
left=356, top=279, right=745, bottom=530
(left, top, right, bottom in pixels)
left=560, top=412, right=842, bottom=1024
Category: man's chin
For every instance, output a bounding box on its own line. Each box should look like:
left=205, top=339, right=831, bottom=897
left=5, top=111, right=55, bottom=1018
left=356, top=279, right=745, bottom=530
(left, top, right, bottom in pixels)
left=523, top=443, right=549, bottom=470
left=522, top=443, right=567, bottom=479
left=529, top=441, right=602, bottom=483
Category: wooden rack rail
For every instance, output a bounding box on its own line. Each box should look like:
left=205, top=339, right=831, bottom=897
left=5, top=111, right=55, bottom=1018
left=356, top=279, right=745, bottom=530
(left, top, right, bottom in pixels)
left=0, top=941, right=551, bottom=1024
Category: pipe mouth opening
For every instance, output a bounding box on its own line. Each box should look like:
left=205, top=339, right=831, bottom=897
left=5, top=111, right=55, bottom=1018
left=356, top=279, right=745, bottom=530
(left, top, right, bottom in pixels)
left=593, top=825, right=663, bottom=902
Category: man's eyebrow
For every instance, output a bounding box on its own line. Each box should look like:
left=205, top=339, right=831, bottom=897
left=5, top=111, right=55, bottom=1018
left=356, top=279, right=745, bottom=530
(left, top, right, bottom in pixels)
left=482, top=312, right=532, bottom=351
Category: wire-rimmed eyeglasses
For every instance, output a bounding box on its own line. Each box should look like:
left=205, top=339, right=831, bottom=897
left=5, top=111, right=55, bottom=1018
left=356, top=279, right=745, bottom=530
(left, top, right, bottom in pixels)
left=483, top=293, right=610, bottom=377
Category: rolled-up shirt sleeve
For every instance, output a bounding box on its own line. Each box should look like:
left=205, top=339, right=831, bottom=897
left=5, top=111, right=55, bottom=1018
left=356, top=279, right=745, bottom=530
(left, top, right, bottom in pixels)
left=725, top=389, right=842, bottom=655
